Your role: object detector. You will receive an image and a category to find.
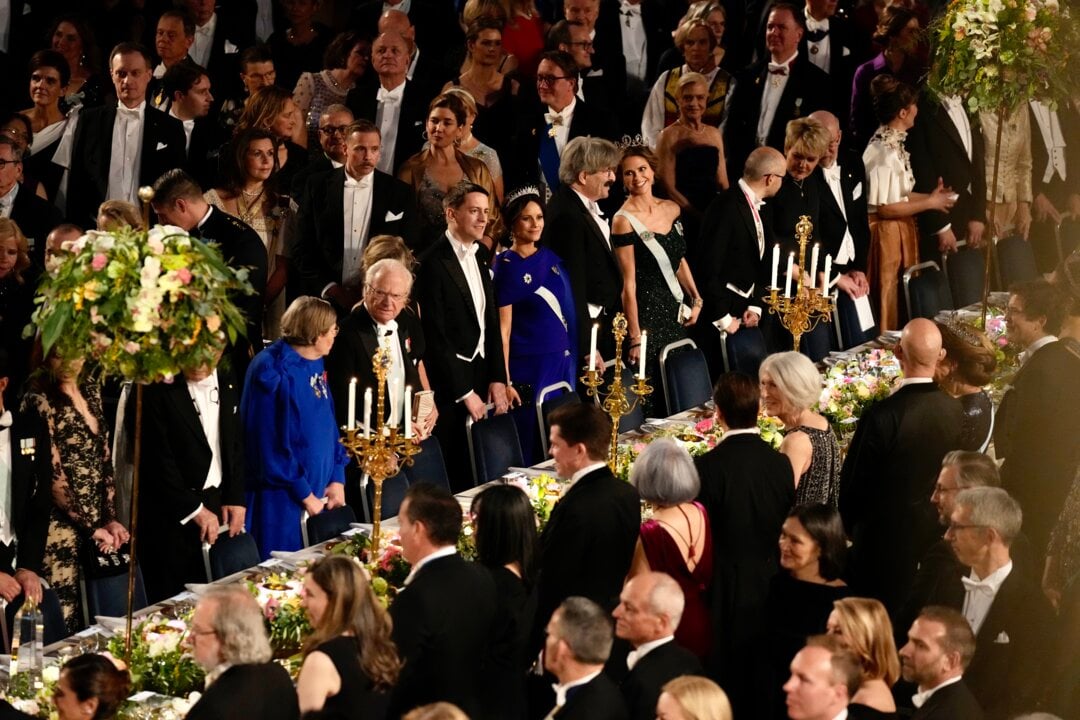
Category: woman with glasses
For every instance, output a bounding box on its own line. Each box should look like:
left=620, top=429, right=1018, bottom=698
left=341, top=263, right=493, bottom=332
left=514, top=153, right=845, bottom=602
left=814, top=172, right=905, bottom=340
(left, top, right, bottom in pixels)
left=443, top=18, right=518, bottom=166
left=293, top=31, right=370, bottom=150
left=242, top=297, right=349, bottom=559
left=206, top=129, right=295, bottom=340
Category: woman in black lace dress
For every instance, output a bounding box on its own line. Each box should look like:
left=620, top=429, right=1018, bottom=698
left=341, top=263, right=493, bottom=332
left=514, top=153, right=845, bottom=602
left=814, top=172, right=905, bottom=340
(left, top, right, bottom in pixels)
left=760, top=352, right=841, bottom=507
left=297, top=555, right=401, bottom=719
left=935, top=321, right=997, bottom=452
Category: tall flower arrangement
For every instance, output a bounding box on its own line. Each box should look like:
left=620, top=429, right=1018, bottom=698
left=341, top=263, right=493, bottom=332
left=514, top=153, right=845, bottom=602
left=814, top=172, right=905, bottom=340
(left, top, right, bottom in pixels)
left=30, top=224, right=253, bottom=382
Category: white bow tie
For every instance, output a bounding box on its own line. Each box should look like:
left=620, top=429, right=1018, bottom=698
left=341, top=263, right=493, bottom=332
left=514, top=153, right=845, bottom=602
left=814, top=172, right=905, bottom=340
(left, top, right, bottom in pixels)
left=377, top=86, right=403, bottom=103
left=189, top=374, right=218, bottom=390
left=805, top=15, right=829, bottom=32
left=625, top=649, right=643, bottom=670
left=551, top=683, right=570, bottom=708
left=544, top=110, right=567, bottom=127
left=457, top=242, right=480, bottom=259
left=344, top=173, right=372, bottom=188
left=961, top=576, right=995, bottom=597
left=0, top=410, right=11, bottom=429
left=620, top=4, right=641, bottom=16
left=376, top=319, right=399, bottom=335
left=911, top=690, right=930, bottom=709
left=588, top=200, right=604, bottom=217
left=117, top=105, right=141, bottom=119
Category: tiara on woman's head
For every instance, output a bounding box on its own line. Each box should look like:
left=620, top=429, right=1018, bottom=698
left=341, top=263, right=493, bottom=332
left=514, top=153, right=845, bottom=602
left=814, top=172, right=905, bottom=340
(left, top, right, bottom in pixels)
left=505, top=185, right=541, bottom=206
left=940, top=313, right=991, bottom=349
left=617, top=133, right=647, bottom=151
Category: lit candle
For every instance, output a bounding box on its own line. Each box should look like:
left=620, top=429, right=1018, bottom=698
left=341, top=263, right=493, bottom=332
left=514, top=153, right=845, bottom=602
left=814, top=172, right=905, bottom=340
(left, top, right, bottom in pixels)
left=404, top=385, right=413, bottom=438
left=589, top=323, right=599, bottom=371
left=363, top=388, right=372, bottom=439
left=771, top=244, right=779, bottom=289
left=809, top=244, right=820, bottom=290
left=638, top=331, right=648, bottom=380
left=784, top=252, right=794, bottom=298
left=347, top=378, right=357, bottom=430
left=823, top=254, right=832, bottom=290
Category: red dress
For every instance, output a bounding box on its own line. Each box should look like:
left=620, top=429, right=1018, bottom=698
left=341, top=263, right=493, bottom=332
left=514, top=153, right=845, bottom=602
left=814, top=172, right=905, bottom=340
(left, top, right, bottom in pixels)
left=639, top=502, right=714, bottom=660
left=501, top=14, right=545, bottom=80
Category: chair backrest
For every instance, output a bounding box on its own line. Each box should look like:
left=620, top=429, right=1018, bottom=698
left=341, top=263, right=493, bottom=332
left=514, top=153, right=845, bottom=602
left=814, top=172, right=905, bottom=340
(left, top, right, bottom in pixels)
left=942, top=240, right=986, bottom=308
left=80, top=568, right=148, bottom=628
left=660, top=339, right=712, bottom=414
left=303, top=505, right=358, bottom=547
left=365, top=471, right=410, bottom=522
left=718, top=327, right=768, bottom=376
left=403, top=435, right=451, bottom=492
left=467, top=407, right=525, bottom=487
left=904, top=261, right=952, bottom=319
left=536, top=382, right=579, bottom=456
left=203, top=532, right=261, bottom=581
left=996, top=235, right=1039, bottom=288
left=601, top=361, right=644, bottom=432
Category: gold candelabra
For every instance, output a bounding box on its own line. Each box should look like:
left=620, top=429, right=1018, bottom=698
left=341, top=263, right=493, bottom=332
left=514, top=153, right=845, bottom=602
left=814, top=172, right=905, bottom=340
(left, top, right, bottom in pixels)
left=579, top=313, right=652, bottom=471
left=763, top=215, right=835, bottom=351
left=340, top=342, right=422, bottom=554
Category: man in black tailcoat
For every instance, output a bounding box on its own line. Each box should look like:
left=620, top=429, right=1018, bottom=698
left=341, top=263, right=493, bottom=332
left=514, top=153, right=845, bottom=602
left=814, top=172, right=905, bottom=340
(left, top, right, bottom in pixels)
left=899, top=607, right=985, bottom=719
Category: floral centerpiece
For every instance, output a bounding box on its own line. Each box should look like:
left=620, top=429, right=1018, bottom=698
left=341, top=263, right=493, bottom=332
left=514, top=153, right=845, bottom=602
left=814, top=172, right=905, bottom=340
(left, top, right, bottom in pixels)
left=31, top=224, right=253, bottom=379
left=816, top=348, right=902, bottom=434
left=103, top=613, right=205, bottom=698
left=246, top=571, right=311, bottom=655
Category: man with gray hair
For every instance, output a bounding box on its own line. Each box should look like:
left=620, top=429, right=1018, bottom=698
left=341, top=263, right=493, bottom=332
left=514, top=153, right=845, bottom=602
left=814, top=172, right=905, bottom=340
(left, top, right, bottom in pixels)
left=543, top=596, right=629, bottom=719
left=925, top=487, right=1053, bottom=719
left=185, top=585, right=300, bottom=720
left=612, top=572, right=702, bottom=720
left=544, top=135, right=623, bottom=366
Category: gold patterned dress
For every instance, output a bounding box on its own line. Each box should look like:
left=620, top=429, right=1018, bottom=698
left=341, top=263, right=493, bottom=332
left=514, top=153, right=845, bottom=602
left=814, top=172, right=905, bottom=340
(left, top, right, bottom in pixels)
left=21, top=383, right=116, bottom=633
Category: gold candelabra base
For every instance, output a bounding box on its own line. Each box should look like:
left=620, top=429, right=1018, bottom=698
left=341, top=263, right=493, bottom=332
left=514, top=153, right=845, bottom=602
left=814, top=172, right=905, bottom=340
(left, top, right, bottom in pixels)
left=341, top=426, right=422, bottom=554
left=763, top=286, right=834, bottom=351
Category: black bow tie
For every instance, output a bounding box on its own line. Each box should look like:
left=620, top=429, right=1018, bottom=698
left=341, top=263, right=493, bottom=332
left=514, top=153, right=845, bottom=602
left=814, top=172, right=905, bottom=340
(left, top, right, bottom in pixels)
left=806, top=28, right=828, bottom=42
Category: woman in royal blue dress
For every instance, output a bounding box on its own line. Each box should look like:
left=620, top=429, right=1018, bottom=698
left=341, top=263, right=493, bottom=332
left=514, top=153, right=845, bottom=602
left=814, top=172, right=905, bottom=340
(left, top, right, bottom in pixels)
left=243, top=297, right=349, bottom=558
left=493, top=187, right=577, bottom=463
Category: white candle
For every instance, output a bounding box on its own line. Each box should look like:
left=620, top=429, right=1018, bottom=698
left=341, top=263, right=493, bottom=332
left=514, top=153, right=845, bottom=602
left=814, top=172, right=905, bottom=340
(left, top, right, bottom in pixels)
left=638, top=331, right=648, bottom=379
left=784, top=252, right=794, bottom=298
left=392, top=377, right=401, bottom=426
left=823, top=254, right=832, bottom=290
left=589, top=323, right=599, bottom=371
left=771, top=244, right=779, bottom=289
left=347, top=378, right=357, bottom=430
left=404, top=385, right=413, bottom=438
left=363, top=388, right=372, bottom=439
left=809, top=244, right=820, bottom=289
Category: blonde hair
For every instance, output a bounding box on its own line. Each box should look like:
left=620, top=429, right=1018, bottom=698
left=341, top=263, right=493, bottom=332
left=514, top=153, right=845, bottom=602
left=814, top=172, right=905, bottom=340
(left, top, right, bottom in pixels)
left=97, top=200, right=143, bottom=231
left=280, top=296, right=337, bottom=346
left=402, top=703, right=470, bottom=720
left=831, top=597, right=901, bottom=686
left=784, top=117, right=831, bottom=157
left=661, top=676, right=733, bottom=720
left=361, top=235, right=416, bottom=280
left=0, top=218, right=30, bottom=283
left=442, top=87, right=479, bottom=119
left=677, top=71, right=710, bottom=95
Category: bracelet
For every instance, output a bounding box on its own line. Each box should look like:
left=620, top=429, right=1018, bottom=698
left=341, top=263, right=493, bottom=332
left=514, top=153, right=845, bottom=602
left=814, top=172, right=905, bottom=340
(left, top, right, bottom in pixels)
left=691, top=297, right=703, bottom=308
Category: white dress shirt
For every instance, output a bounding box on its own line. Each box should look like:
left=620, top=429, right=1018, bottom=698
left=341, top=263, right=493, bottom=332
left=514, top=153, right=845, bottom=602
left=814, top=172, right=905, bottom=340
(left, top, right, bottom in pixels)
left=179, top=372, right=223, bottom=525
left=1030, top=100, right=1067, bottom=183
left=942, top=95, right=973, bottom=161
left=571, top=187, right=611, bottom=249
left=911, top=675, right=963, bottom=708
left=375, top=82, right=406, bottom=173
left=169, top=108, right=195, bottom=152
left=373, top=317, right=406, bottom=427
left=565, top=460, right=608, bottom=486
left=0, top=410, right=14, bottom=546
left=0, top=182, right=18, bottom=218
left=962, top=560, right=1012, bottom=635
left=255, top=0, right=275, bottom=42
left=403, top=544, right=456, bottom=585
left=108, top=101, right=146, bottom=205
left=719, top=427, right=761, bottom=442
left=619, top=0, right=647, bottom=85
left=545, top=97, right=577, bottom=156
left=804, top=11, right=831, bottom=73
left=448, top=231, right=487, bottom=360
left=407, top=48, right=420, bottom=81
left=626, top=635, right=674, bottom=670
left=892, top=376, right=934, bottom=395
left=191, top=13, right=217, bottom=67
left=821, top=163, right=856, bottom=264
left=758, top=52, right=797, bottom=146
left=342, top=170, right=374, bottom=285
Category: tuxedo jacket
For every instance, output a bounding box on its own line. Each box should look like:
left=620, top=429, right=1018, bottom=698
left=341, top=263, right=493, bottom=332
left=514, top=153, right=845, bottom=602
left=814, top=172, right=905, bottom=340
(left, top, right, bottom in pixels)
left=839, top=383, right=963, bottom=614
left=535, top=467, right=641, bottom=648
left=595, top=0, right=673, bottom=92
left=185, top=662, right=299, bottom=720
left=10, top=184, right=62, bottom=270
left=697, top=186, right=771, bottom=324
left=350, top=0, right=464, bottom=72
left=388, top=554, right=497, bottom=719
left=186, top=117, right=228, bottom=191
left=908, top=97, right=987, bottom=254
left=911, top=679, right=985, bottom=720
left=415, top=237, right=506, bottom=402
left=67, top=104, right=187, bottom=226
left=324, top=303, right=424, bottom=428
left=293, top=167, right=419, bottom=298
left=288, top=153, right=334, bottom=198
left=926, top=568, right=1052, bottom=719
left=1029, top=100, right=1080, bottom=206
left=620, top=641, right=703, bottom=720
left=0, top=409, right=52, bottom=575
left=511, top=99, right=619, bottom=188
left=994, top=339, right=1080, bottom=553
left=724, top=56, right=831, bottom=178
left=542, top=184, right=623, bottom=360
left=797, top=14, right=865, bottom=115
left=553, top=672, right=629, bottom=720
left=816, top=152, right=871, bottom=273
left=346, top=80, right=430, bottom=174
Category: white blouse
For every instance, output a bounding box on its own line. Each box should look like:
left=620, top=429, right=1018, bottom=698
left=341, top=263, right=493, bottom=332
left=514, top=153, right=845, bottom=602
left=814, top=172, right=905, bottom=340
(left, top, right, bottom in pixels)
left=862, top=126, right=915, bottom=211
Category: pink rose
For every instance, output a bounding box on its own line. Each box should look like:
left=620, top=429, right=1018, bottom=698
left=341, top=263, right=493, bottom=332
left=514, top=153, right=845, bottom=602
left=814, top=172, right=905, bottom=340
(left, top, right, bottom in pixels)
left=92, top=253, right=108, bottom=271
left=176, top=267, right=193, bottom=285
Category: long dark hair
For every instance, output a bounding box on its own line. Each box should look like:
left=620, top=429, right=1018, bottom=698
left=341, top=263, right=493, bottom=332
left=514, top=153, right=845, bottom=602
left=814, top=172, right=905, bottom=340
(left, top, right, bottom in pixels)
left=788, top=503, right=847, bottom=581
left=472, top=484, right=538, bottom=583
left=226, top=127, right=285, bottom=204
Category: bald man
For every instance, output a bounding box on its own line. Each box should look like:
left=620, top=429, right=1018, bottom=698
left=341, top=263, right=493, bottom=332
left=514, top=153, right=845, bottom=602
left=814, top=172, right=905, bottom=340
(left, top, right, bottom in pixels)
left=840, top=318, right=964, bottom=616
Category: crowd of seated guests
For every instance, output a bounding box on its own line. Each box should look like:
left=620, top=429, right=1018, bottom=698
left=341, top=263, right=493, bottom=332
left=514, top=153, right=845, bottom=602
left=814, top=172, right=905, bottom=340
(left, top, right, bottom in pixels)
left=0, top=1, right=1075, bottom=719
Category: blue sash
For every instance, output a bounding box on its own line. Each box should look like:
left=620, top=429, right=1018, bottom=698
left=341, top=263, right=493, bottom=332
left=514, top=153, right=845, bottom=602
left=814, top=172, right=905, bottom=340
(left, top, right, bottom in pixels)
left=539, top=125, right=561, bottom=189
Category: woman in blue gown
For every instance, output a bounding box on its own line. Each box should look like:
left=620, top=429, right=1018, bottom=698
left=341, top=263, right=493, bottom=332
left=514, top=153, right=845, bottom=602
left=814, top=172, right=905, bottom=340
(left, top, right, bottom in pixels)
left=243, top=297, right=349, bottom=558
left=493, top=188, right=577, bottom=463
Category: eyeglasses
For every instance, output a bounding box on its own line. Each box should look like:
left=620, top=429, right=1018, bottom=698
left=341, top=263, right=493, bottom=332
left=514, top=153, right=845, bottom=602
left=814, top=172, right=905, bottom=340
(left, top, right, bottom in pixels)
left=0, top=158, right=20, bottom=169
left=243, top=71, right=276, bottom=82
left=319, top=125, right=349, bottom=135
left=764, top=172, right=783, bottom=182
left=568, top=40, right=594, bottom=48
left=946, top=523, right=987, bottom=533
left=537, top=74, right=571, bottom=86
left=189, top=627, right=217, bottom=637
left=366, top=286, right=409, bottom=303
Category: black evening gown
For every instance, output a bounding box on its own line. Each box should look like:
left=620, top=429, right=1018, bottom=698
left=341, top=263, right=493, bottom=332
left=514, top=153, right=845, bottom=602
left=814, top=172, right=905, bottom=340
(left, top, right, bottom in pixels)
left=313, top=635, right=389, bottom=720
left=958, top=390, right=993, bottom=451
left=673, top=144, right=720, bottom=258
left=485, top=565, right=536, bottom=719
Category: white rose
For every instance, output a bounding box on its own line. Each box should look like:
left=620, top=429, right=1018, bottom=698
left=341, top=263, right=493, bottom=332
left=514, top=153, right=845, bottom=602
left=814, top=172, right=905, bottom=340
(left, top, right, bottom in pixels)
left=42, top=665, right=60, bottom=684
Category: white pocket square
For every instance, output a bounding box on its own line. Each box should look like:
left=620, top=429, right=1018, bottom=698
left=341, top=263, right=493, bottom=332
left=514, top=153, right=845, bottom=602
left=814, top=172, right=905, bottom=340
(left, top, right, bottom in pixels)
left=156, top=142, right=168, bottom=150
left=852, top=181, right=863, bottom=200
left=993, top=631, right=1010, bottom=644
left=842, top=46, right=851, bottom=57
left=385, top=210, right=404, bottom=222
